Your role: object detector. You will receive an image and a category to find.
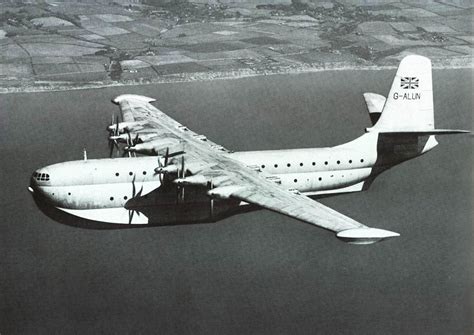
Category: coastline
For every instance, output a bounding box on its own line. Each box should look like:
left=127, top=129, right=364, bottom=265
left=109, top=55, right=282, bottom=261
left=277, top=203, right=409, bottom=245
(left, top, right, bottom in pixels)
left=1, top=57, right=472, bottom=95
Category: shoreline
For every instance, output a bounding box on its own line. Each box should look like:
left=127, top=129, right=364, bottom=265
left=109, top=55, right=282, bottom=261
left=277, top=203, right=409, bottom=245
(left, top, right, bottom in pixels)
left=1, top=58, right=472, bottom=95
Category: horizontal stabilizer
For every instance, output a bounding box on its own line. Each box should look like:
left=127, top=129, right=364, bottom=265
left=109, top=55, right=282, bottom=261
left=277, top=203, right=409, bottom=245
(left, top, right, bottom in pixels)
left=336, top=228, right=400, bottom=245
left=363, top=93, right=385, bottom=125
left=370, top=129, right=470, bottom=135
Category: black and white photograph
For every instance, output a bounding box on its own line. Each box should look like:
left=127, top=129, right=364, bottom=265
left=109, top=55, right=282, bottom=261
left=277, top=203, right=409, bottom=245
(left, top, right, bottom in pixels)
left=0, top=0, right=472, bottom=334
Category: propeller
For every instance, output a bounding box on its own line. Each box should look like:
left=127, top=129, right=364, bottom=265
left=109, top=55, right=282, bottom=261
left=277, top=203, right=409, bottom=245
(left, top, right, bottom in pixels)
left=154, top=147, right=170, bottom=183
left=122, top=129, right=139, bottom=157
left=107, top=114, right=119, bottom=136
left=108, top=138, right=120, bottom=158
left=127, top=174, right=143, bottom=224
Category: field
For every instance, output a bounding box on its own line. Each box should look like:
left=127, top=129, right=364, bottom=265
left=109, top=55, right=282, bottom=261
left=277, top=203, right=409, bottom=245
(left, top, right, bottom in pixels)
left=0, top=0, right=472, bottom=91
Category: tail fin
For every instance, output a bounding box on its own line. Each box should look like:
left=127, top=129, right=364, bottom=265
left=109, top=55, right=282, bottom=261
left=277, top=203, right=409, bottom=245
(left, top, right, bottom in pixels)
left=372, top=55, right=433, bottom=131
left=368, top=55, right=469, bottom=135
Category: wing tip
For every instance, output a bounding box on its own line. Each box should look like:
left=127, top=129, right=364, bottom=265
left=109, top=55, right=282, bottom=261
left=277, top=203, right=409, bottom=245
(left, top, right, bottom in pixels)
left=112, top=94, right=156, bottom=105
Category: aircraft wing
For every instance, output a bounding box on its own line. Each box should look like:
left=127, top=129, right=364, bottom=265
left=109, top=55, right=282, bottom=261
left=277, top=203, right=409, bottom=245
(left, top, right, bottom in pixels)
left=112, top=94, right=399, bottom=244
left=197, top=165, right=399, bottom=244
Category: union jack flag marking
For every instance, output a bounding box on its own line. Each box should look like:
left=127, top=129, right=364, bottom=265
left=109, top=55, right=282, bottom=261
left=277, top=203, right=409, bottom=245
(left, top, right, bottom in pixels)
left=400, top=77, right=419, bottom=89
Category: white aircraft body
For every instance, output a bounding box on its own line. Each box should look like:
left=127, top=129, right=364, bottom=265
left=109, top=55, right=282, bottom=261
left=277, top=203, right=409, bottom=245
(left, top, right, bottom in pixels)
left=28, top=55, right=468, bottom=244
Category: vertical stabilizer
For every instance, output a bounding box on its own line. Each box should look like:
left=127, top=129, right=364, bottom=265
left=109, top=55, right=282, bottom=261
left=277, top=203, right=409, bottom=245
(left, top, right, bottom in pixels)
left=372, top=55, right=434, bottom=132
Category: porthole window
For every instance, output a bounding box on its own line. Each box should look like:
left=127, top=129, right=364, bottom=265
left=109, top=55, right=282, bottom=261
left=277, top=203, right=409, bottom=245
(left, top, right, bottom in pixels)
left=300, top=163, right=303, bottom=167
left=110, top=197, right=114, bottom=201
left=287, top=163, right=291, bottom=167
left=129, top=172, right=133, bottom=176
left=115, top=173, right=119, bottom=177
left=360, top=159, right=364, bottom=163
left=274, top=164, right=278, bottom=168
left=124, top=196, right=128, bottom=200
left=294, top=179, right=297, bottom=183
left=349, top=160, right=352, bottom=164
left=143, top=171, right=147, bottom=175
left=312, top=162, right=315, bottom=166
left=318, top=177, right=322, bottom=181
left=324, top=161, right=328, bottom=165
left=261, top=165, right=265, bottom=169
left=337, top=160, right=340, bottom=164
left=68, top=192, right=71, bottom=196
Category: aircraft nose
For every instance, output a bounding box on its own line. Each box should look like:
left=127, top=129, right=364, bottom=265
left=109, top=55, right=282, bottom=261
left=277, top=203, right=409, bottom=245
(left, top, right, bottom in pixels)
left=28, top=172, right=39, bottom=195
left=29, top=169, right=50, bottom=196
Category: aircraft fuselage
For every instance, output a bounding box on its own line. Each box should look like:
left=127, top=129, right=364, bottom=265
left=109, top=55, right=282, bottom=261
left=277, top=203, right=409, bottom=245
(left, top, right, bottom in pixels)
left=29, top=132, right=438, bottom=227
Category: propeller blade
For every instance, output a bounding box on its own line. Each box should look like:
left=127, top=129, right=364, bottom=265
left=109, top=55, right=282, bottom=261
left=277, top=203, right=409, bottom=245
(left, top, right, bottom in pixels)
left=114, top=115, right=119, bottom=136
left=158, top=160, right=164, bottom=183
left=136, top=185, right=143, bottom=197
left=126, top=129, right=131, bottom=145
left=109, top=139, right=114, bottom=158
left=176, top=155, right=185, bottom=202
left=164, top=147, right=169, bottom=166
left=208, top=180, right=214, bottom=218
left=132, top=175, right=136, bottom=197
left=125, top=130, right=133, bottom=157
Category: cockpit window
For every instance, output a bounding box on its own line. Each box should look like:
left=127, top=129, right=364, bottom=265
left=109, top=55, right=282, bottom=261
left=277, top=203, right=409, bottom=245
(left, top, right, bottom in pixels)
left=33, top=172, right=50, bottom=181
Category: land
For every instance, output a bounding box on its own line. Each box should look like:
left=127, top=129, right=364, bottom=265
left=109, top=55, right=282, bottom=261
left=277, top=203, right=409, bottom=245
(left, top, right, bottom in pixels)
left=0, top=0, right=472, bottom=93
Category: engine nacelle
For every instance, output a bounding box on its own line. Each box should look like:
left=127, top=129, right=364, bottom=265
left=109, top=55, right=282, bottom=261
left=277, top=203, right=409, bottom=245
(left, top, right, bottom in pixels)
left=126, top=138, right=182, bottom=156
left=107, top=121, right=146, bottom=134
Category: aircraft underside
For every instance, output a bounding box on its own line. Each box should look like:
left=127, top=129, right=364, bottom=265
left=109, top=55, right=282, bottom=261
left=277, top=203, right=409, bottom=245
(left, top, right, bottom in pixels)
left=31, top=175, right=371, bottom=227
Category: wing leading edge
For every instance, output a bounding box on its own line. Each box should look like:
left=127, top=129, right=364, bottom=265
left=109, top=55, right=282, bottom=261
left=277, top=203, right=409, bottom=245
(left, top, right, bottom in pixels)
left=111, top=94, right=399, bottom=244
